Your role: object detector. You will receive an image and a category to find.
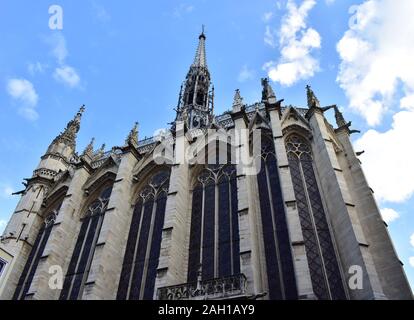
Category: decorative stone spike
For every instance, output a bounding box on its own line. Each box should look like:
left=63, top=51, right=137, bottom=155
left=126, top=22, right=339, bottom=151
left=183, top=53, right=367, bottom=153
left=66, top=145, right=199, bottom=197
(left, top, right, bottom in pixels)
left=232, top=89, right=244, bottom=112
left=82, top=137, right=95, bottom=157
left=261, top=78, right=277, bottom=104
left=126, top=122, right=139, bottom=147
left=306, top=85, right=320, bottom=109
left=334, top=105, right=347, bottom=127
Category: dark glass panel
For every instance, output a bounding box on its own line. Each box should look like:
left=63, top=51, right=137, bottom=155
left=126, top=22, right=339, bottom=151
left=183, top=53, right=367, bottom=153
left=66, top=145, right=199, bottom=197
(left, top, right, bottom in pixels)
left=257, top=157, right=283, bottom=300
left=218, top=177, right=231, bottom=277
left=300, top=159, right=346, bottom=300
left=230, top=176, right=240, bottom=274
left=187, top=185, right=203, bottom=282
left=12, top=224, right=45, bottom=300
left=117, top=200, right=143, bottom=300
left=69, top=213, right=100, bottom=300
left=143, top=194, right=167, bottom=299
left=128, top=197, right=154, bottom=300
left=288, top=157, right=330, bottom=300
left=266, top=154, right=298, bottom=300
left=202, top=182, right=215, bottom=280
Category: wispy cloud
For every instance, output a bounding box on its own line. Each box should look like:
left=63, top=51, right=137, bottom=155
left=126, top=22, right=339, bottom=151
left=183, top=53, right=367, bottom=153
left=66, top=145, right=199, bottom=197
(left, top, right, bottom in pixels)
left=0, top=185, right=14, bottom=199
left=264, top=26, right=276, bottom=48
left=92, top=1, right=111, bottom=23
left=238, top=65, right=255, bottom=83
left=28, top=62, right=48, bottom=76
left=263, top=0, right=321, bottom=86
left=45, top=32, right=81, bottom=88
left=0, top=220, right=7, bottom=234
left=380, top=208, right=400, bottom=223
left=54, top=65, right=81, bottom=88
left=6, top=78, right=39, bottom=121
left=262, top=12, right=273, bottom=23
left=173, top=3, right=194, bottom=18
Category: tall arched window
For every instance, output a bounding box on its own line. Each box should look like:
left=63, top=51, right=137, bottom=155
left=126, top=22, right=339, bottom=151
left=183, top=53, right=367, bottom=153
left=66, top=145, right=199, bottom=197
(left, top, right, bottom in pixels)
left=256, top=134, right=298, bottom=300
left=13, top=204, right=61, bottom=300
left=117, top=171, right=170, bottom=300
left=59, top=186, right=113, bottom=300
left=187, top=165, right=240, bottom=282
left=286, top=134, right=346, bottom=300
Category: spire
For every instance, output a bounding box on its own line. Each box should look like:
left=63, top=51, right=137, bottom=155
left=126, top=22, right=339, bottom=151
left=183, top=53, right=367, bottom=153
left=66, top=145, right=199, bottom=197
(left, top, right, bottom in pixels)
left=49, top=105, right=85, bottom=154
left=232, top=89, right=244, bottom=112
left=192, top=25, right=207, bottom=68
left=126, top=122, right=139, bottom=146
left=82, top=137, right=95, bottom=157
left=261, top=78, right=277, bottom=105
left=306, top=85, right=320, bottom=109
left=334, top=105, right=347, bottom=127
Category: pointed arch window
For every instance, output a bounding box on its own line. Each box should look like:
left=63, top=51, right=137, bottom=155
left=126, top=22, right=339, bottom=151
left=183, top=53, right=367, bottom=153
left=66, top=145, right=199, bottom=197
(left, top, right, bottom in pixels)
left=117, top=171, right=170, bottom=300
left=13, top=205, right=61, bottom=300
left=286, top=134, right=346, bottom=300
left=187, top=165, right=240, bottom=282
left=256, top=134, right=298, bottom=300
left=59, top=186, right=113, bottom=300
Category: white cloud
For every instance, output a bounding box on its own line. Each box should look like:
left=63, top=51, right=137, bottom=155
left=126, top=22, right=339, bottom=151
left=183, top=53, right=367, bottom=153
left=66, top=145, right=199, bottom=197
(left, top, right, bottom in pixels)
left=0, top=185, right=14, bottom=199
left=6, top=78, right=39, bottom=121
left=53, top=65, right=81, bottom=88
left=325, top=0, right=335, bottom=4
left=28, top=62, right=47, bottom=75
left=238, top=65, right=255, bottom=82
left=264, top=26, right=276, bottom=48
left=47, top=33, right=68, bottom=64
left=380, top=208, right=399, bottom=223
left=410, top=233, right=414, bottom=247
left=262, top=12, right=273, bottom=22
left=263, top=0, right=321, bottom=86
left=92, top=1, right=111, bottom=23
left=173, top=4, right=194, bottom=18
left=45, top=33, right=82, bottom=88
left=336, top=0, right=414, bottom=126
left=355, top=110, right=414, bottom=203
left=409, top=257, right=414, bottom=268
left=0, top=220, right=7, bottom=234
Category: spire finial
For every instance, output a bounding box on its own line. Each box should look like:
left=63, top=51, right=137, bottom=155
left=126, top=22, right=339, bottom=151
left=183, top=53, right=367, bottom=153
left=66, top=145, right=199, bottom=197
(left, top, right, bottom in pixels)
left=82, top=137, right=95, bottom=156
left=193, top=27, right=207, bottom=67
left=334, top=105, right=347, bottom=127
left=232, top=89, right=244, bottom=112
left=126, top=122, right=139, bottom=146
left=306, top=85, right=320, bottom=108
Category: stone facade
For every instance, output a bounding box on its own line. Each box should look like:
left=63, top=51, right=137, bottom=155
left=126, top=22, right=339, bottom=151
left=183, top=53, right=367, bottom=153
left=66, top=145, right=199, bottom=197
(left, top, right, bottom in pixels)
left=0, top=32, right=412, bottom=300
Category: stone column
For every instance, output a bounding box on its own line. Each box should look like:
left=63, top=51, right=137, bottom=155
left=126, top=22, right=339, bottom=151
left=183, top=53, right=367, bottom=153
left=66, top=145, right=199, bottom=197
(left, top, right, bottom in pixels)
left=81, top=150, right=139, bottom=300
left=154, top=122, right=191, bottom=295
left=27, top=164, right=91, bottom=300
left=335, top=128, right=413, bottom=300
left=307, top=108, right=385, bottom=300
left=231, top=110, right=265, bottom=297
left=267, top=106, right=315, bottom=299
left=0, top=182, right=48, bottom=299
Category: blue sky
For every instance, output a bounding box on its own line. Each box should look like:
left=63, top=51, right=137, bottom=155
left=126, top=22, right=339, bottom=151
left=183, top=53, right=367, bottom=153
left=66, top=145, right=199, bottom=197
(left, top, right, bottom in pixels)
left=0, top=0, right=413, bottom=291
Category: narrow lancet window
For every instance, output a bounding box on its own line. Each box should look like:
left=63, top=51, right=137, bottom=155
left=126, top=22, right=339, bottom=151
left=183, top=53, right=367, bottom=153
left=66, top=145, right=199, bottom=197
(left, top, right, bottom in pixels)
left=59, top=186, right=113, bottom=300
left=286, top=134, right=346, bottom=300
left=117, top=171, right=170, bottom=300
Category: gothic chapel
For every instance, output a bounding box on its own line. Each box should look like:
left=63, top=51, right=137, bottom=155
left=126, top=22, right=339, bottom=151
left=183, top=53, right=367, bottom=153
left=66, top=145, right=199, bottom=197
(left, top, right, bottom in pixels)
left=0, top=31, right=412, bottom=300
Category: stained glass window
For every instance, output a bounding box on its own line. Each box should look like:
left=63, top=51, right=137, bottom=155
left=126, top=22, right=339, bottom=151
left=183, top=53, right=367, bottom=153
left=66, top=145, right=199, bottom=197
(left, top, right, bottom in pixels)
left=256, top=134, right=298, bottom=300
left=59, top=186, right=113, bottom=300
left=286, top=134, right=346, bottom=300
left=117, top=171, right=170, bottom=300
left=13, top=204, right=61, bottom=300
left=187, top=164, right=240, bottom=282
